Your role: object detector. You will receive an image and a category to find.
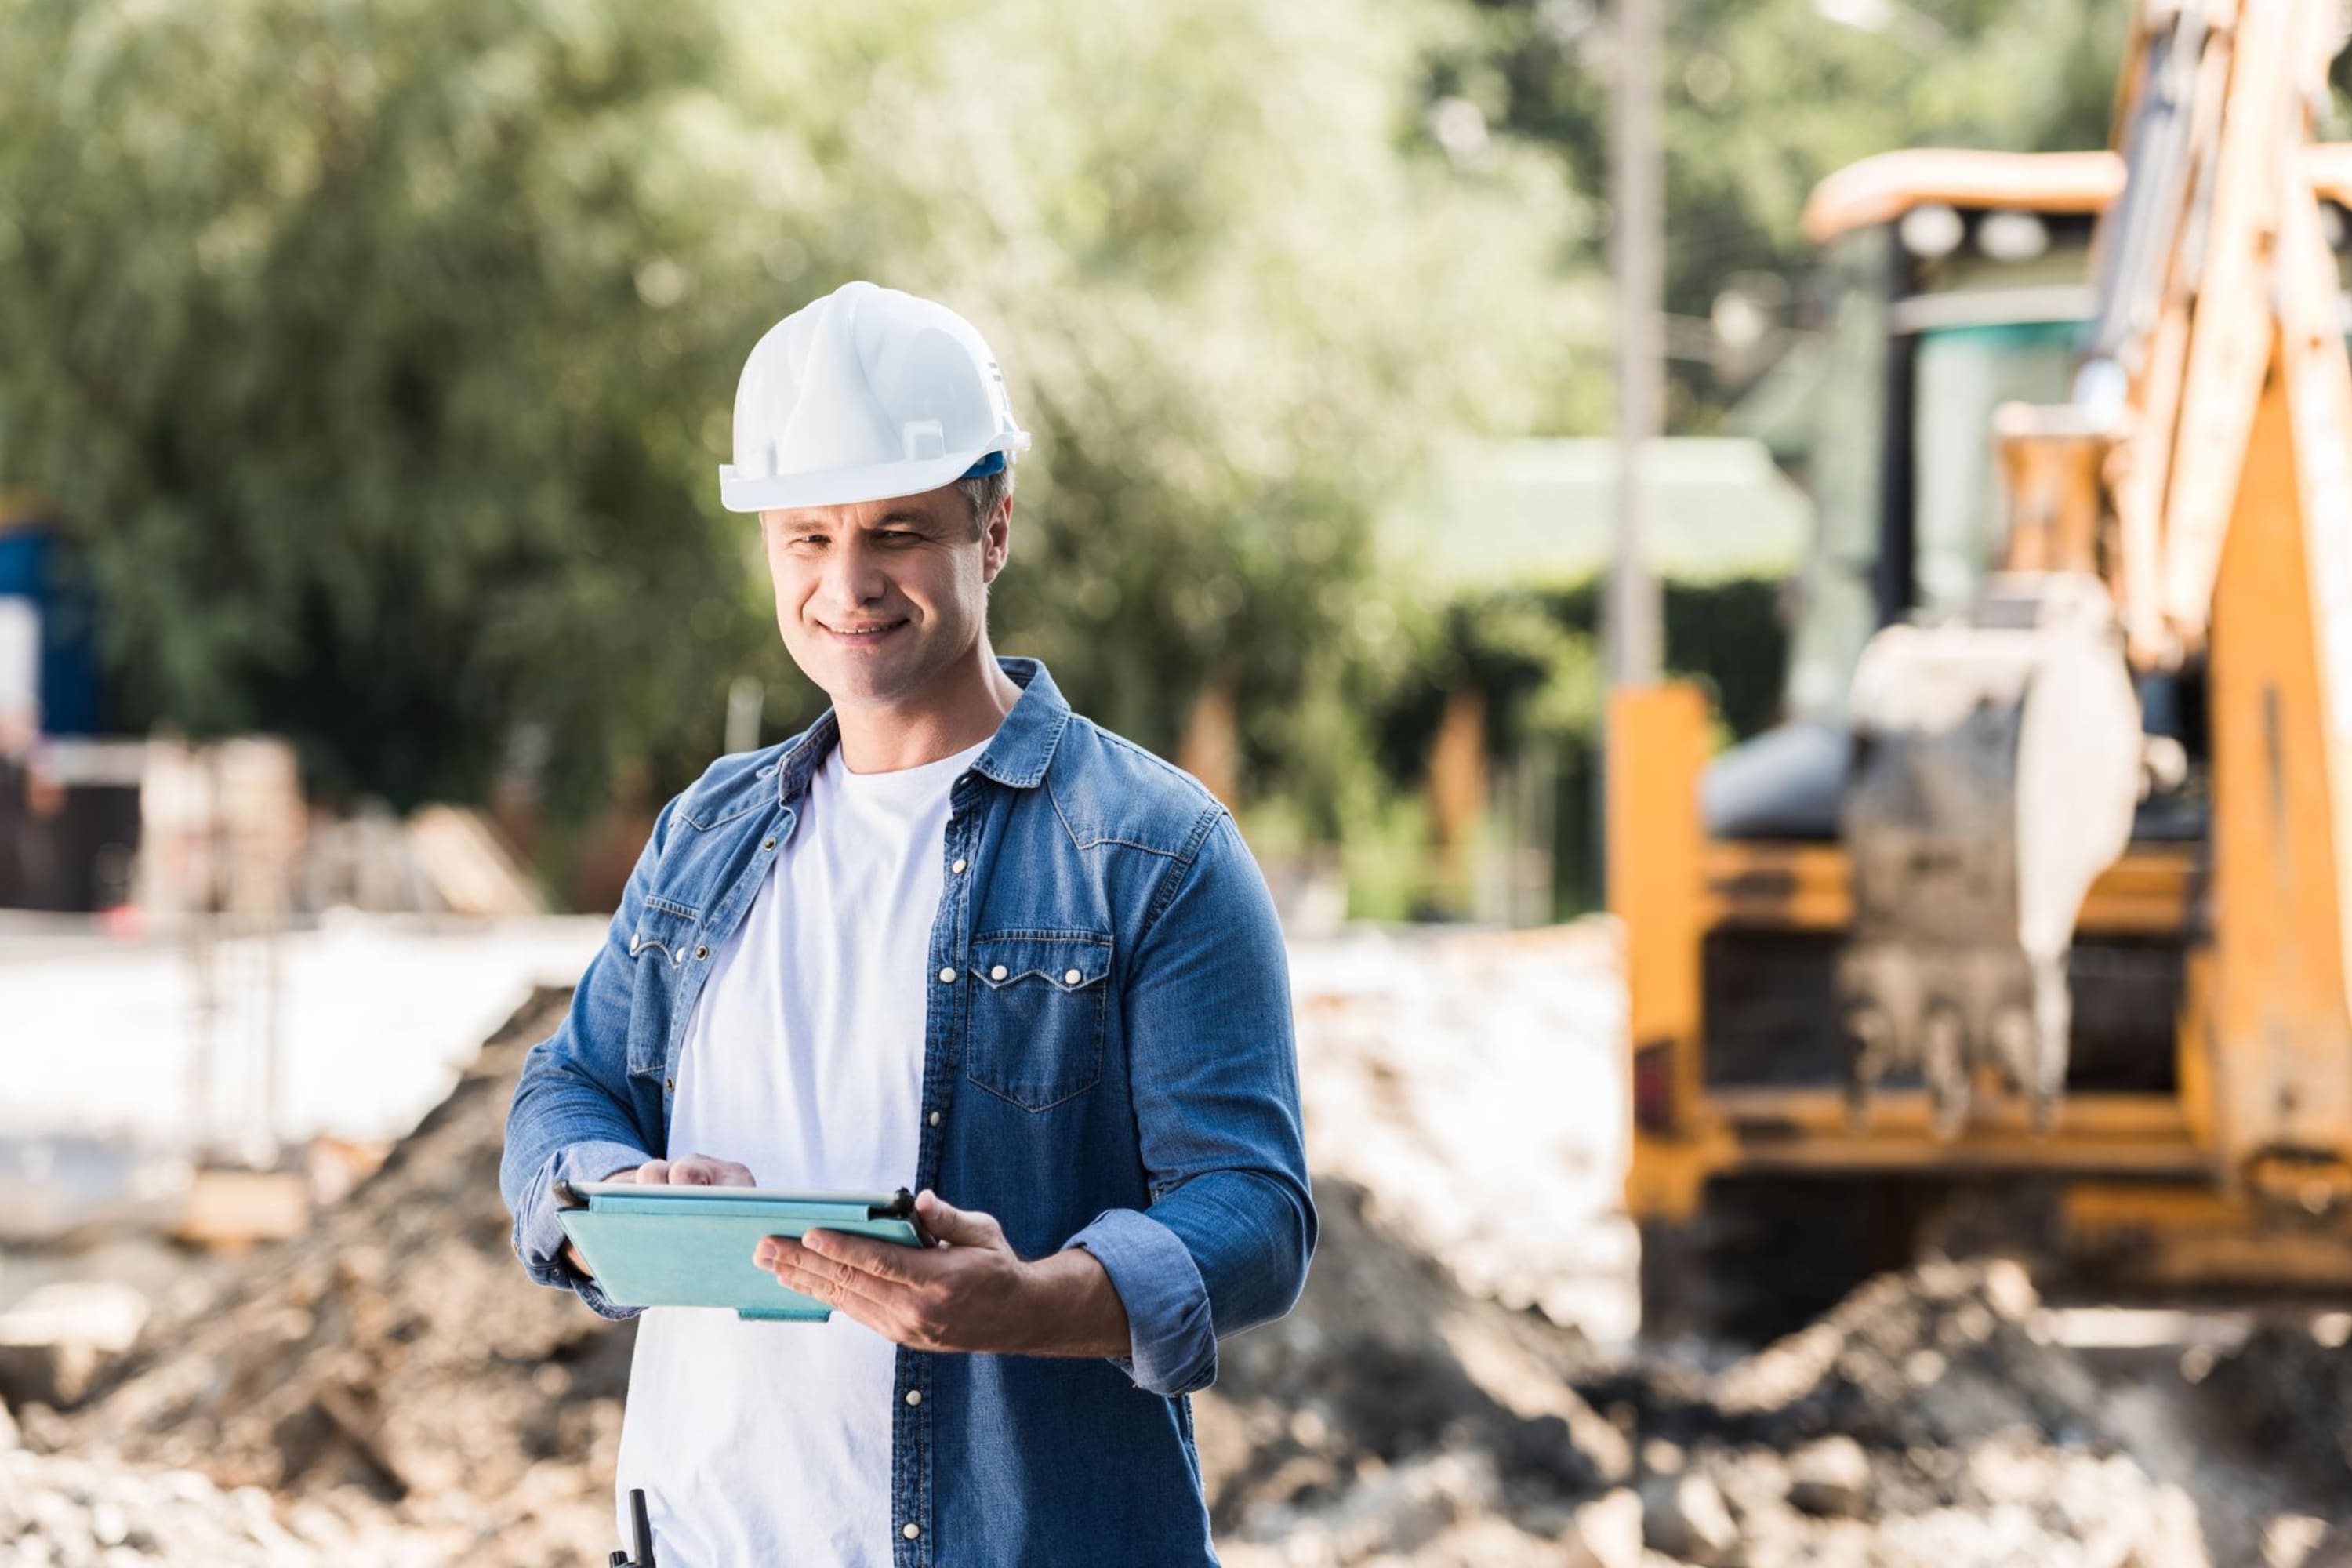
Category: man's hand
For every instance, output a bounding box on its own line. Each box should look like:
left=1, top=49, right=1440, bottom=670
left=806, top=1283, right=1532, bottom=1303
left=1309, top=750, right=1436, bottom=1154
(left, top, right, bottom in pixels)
left=562, top=1153, right=756, bottom=1277
left=755, top=1190, right=1131, bottom=1358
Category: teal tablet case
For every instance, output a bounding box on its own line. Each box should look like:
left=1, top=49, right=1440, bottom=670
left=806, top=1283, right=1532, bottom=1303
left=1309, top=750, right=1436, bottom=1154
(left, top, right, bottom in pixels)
left=554, top=1182, right=925, bottom=1321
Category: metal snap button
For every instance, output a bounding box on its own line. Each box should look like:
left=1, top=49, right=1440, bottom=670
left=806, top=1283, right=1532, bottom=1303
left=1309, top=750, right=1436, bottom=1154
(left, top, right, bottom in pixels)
left=990, top=964, right=1009, bottom=982
left=762, top=837, right=777, bottom=851
left=1064, top=967, right=1083, bottom=985
left=902, top=1523, right=920, bottom=1541
left=905, top=1388, right=922, bottom=1406
left=938, top=967, right=956, bottom=984
left=951, top=858, right=967, bottom=873
left=629, top=935, right=642, bottom=954
left=695, top=944, right=710, bottom=960
left=928, top=1110, right=941, bottom=1127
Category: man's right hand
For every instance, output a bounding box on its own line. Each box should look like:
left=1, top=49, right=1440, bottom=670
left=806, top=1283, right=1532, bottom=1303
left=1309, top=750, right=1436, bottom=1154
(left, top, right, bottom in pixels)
left=563, top=1153, right=758, bottom=1277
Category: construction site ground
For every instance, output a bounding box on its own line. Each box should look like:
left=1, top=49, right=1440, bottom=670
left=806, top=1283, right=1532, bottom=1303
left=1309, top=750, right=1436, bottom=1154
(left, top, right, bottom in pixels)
left=6, top=924, right=2351, bottom=1566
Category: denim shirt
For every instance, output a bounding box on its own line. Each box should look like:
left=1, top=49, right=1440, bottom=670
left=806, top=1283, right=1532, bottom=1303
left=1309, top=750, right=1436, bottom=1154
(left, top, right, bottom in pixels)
left=499, top=657, right=1316, bottom=1566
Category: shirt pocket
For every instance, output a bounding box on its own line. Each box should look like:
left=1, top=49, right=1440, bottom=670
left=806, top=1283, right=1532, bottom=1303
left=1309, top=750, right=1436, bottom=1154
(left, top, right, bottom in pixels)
left=623, top=900, right=702, bottom=1080
left=964, top=932, right=1112, bottom=1112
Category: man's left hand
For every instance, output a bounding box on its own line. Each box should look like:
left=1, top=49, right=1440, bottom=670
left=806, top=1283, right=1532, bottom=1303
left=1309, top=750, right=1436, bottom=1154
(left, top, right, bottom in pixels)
left=754, top=1189, right=1130, bottom=1358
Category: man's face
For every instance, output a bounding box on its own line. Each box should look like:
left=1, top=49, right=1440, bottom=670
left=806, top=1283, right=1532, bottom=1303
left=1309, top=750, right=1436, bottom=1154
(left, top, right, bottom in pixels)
left=759, top=481, right=1009, bottom=709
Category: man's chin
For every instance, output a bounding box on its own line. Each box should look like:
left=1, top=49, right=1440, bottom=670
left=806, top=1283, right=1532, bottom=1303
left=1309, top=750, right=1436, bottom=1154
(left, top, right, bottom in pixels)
left=800, top=653, right=927, bottom=710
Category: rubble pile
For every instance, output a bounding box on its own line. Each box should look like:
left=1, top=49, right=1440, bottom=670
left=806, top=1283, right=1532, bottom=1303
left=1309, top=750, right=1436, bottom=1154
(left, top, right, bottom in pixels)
left=0, top=1443, right=421, bottom=1568
left=1287, top=927, right=1637, bottom=1337
left=1199, top=1181, right=1624, bottom=1561
left=2202, top=1314, right=2352, bottom=1494
left=11, top=934, right=2352, bottom=1566
left=45, top=989, right=629, bottom=1564
left=1202, top=1196, right=2227, bottom=1568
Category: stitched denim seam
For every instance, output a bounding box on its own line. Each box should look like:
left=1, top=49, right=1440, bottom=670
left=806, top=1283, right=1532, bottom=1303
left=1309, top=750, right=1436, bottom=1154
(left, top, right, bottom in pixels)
left=1046, top=771, right=1195, bottom=858
left=972, top=928, right=1113, bottom=946
left=960, top=1066, right=1102, bottom=1113
left=1134, top=804, right=1225, bottom=949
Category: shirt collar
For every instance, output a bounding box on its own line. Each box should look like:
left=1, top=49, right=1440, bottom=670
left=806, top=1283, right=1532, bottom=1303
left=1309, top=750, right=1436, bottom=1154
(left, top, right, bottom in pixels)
left=771, top=655, right=1069, bottom=805
left=971, top=657, right=1070, bottom=789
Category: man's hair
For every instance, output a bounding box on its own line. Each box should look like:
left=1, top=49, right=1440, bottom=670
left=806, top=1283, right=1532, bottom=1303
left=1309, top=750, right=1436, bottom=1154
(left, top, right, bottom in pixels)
left=954, top=466, right=1014, bottom=538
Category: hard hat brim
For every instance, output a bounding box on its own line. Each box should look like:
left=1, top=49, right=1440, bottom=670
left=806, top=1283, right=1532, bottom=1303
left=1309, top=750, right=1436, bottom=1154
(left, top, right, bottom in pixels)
left=718, top=448, right=1007, bottom=514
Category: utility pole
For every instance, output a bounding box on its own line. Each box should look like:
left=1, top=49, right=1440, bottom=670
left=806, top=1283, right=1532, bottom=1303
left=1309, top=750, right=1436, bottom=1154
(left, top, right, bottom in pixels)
left=1610, top=0, right=1664, bottom=687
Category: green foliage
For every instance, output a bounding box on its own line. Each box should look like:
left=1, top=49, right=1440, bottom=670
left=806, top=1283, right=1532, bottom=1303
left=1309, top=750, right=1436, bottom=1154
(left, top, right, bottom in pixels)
left=1433, top=0, right=2133, bottom=420
left=0, top=0, right=2179, bottom=914
left=0, top=0, right=1588, bottom=814
left=1355, top=575, right=1787, bottom=914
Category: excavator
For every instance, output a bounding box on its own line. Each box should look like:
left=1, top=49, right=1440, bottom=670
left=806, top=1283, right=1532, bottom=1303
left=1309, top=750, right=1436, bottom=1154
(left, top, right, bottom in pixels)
left=1609, top=0, right=2352, bottom=1331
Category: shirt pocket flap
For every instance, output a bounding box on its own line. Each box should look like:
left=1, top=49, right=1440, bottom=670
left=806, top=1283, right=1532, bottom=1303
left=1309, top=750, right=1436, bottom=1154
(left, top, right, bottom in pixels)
left=628, top=900, right=702, bottom=966
left=970, top=935, right=1111, bottom=991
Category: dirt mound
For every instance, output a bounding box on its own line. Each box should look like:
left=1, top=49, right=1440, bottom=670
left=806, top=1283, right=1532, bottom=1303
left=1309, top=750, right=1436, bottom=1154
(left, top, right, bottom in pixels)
left=49, top=988, right=627, bottom=1563
left=1200, top=1181, right=1625, bottom=1548
left=1210, top=1228, right=2222, bottom=1567
left=1704, top=1256, right=2103, bottom=1446
left=2201, top=1316, right=2352, bottom=1493
left=0, top=1443, right=441, bottom=1568
left=24, top=959, right=2350, bottom=1567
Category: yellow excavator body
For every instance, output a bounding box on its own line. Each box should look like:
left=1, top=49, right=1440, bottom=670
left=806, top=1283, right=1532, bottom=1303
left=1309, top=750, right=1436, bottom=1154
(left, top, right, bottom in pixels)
left=1613, top=0, right=2352, bottom=1310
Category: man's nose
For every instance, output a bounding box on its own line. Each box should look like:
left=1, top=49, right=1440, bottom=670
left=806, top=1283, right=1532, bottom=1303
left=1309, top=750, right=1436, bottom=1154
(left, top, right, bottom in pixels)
left=816, top=535, right=887, bottom=608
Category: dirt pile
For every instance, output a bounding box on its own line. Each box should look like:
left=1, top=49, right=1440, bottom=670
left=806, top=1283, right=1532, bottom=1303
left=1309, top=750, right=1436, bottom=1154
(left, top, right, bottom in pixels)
left=20, top=945, right=2352, bottom=1566
left=1287, top=927, right=1637, bottom=1337
left=2201, top=1314, right=2352, bottom=1500
left=0, top=1443, right=438, bottom=1568
left=47, top=988, right=628, bottom=1564
left=1601, top=1258, right=2211, bottom=1568
left=1202, top=1197, right=2224, bottom=1568
left=1200, top=1181, right=1628, bottom=1563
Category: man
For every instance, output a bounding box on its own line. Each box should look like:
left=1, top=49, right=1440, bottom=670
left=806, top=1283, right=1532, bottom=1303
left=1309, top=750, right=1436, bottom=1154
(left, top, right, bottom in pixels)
left=500, top=281, right=1315, bottom=1566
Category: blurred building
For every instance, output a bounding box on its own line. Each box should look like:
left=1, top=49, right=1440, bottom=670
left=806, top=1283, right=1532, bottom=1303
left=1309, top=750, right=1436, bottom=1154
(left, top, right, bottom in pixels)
left=0, top=507, right=139, bottom=912
left=1379, top=437, right=1813, bottom=590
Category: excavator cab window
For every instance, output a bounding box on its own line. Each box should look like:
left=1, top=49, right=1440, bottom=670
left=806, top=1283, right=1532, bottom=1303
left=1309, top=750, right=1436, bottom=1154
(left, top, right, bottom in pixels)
left=1780, top=230, right=1894, bottom=723
left=1780, top=209, right=2100, bottom=725
left=1911, top=318, right=2078, bottom=616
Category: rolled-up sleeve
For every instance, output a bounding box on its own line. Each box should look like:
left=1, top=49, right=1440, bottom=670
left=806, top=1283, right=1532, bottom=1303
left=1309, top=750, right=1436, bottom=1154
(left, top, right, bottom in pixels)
left=1066, top=808, right=1316, bottom=1396
left=499, top=802, right=675, bottom=1321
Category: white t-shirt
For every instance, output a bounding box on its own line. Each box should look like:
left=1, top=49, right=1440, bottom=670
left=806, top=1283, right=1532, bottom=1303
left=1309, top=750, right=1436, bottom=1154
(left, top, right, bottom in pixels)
left=613, top=735, right=989, bottom=1566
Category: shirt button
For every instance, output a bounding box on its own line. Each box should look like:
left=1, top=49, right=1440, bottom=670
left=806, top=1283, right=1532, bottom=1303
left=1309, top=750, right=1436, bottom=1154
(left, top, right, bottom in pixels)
left=1064, top=968, right=1083, bottom=985
left=905, top=1388, right=922, bottom=1406
left=927, top=1110, right=941, bottom=1127
left=990, top=964, right=1008, bottom=981
left=950, top=857, right=967, bottom=873
left=902, top=1523, right=921, bottom=1541
left=629, top=935, right=641, bottom=954
left=938, top=967, right=956, bottom=984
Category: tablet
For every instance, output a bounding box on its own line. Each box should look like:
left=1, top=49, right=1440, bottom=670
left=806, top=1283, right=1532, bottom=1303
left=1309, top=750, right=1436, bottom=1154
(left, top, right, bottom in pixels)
left=554, top=1181, right=928, bottom=1321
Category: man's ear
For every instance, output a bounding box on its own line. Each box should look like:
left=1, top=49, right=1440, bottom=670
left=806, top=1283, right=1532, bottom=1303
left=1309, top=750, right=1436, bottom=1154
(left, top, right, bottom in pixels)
left=980, top=496, right=1014, bottom=583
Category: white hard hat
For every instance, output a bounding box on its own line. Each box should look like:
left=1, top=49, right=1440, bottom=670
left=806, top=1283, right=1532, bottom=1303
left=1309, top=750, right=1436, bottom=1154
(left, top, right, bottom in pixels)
left=718, top=281, right=1031, bottom=513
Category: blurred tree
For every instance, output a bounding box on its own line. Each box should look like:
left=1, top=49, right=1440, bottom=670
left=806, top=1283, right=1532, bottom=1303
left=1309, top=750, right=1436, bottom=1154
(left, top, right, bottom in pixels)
left=0, top=0, right=1593, bottom=823
left=1429, top=0, right=2134, bottom=423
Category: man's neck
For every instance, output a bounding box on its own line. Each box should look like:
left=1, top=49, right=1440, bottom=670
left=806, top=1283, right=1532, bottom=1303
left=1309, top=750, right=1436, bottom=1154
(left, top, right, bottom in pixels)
left=830, top=641, right=1022, bottom=774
